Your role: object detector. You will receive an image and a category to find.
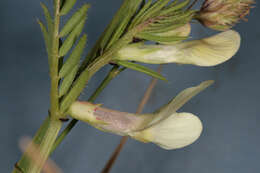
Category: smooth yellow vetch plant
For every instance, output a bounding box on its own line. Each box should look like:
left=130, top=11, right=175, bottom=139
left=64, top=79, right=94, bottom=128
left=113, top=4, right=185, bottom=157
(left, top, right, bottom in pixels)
left=115, top=30, right=241, bottom=67
left=12, top=0, right=255, bottom=172
left=69, top=80, right=213, bottom=150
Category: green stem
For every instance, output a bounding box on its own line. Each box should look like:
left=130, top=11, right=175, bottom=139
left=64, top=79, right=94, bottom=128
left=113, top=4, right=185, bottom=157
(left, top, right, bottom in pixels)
left=26, top=120, right=62, bottom=173
left=13, top=1, right=145, bottom=171
left=51, top=119, right=78, bottom=153
left=79, top=0, right=141, bottom=70
left=88, top=66, right=125, bottom=102
left=53, top=6, right=145, bottom=149
left=60, top=28, right=138, bottom=113
left=13, top=116, right=51, bottom=173
left=13, top=1, right=62, bottom=172
left=50, top=0, right=61, bottom=120
left=51, top=66, right=125, bottom=153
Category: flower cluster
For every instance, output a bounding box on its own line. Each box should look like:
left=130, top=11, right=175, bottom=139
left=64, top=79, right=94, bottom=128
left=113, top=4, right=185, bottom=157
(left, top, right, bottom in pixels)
left=197, top=0, right=255, bottom=31
left=68, top=0, right=252, bottom=150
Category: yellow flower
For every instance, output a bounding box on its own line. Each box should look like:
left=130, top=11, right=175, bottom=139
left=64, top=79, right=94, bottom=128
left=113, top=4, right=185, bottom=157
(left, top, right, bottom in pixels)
left=115, top=30, right=241, bottom=67
left=69, top=81, right=214, bottom=150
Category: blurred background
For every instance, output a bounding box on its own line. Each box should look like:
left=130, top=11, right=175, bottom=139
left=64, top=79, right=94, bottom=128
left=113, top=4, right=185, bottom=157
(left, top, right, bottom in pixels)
left=1, top=0, right=259, bottom=173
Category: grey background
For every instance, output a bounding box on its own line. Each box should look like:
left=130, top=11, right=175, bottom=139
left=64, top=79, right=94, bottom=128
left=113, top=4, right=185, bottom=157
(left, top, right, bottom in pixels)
left=1, top=0, right=259, bottom=173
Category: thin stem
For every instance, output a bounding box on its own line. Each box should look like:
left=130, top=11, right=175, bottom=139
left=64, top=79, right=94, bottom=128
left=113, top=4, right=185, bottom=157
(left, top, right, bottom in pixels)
left=19, top=137, right=62, bottom=173
left=187, top=0, right=199, bottom=10
left=50, top=0, right=61, bottom=119
left=80, top=0, right=142, bottom=70
left=13, top=1, right=145, bottom=172
left=60, top=28, right=139, bottom=113
left=51, top=66, right=126, bottom=153
left=54, top=14, right=146, bottom=150
left=51, top=119, right=78, bottom=154
left=13, top=1, right=62, bottom=172
left=135, top=65, right=163, bottom=114
left=88, top=66, right=126, bottom=101
left=101, top=137, right=128, bottom=173
left=101, top=64, right=163, bottom=173
left=13, top=116, right=51, bottom=173
left=25, top=120, right=62, bottom=173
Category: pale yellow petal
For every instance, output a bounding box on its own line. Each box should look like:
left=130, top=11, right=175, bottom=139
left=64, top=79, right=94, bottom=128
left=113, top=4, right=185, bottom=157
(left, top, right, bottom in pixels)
left=132, top=112, right=203, bottom=150
left=135, top=80, right=213, bottom=131
left=116, top=30, right=241, bottom=67
left=175, top=30, right=241, bottom=66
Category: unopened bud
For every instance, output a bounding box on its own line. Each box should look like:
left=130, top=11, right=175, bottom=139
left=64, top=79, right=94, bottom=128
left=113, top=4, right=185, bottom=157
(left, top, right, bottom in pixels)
left=152, top=23, right=191, bottom=44
left=156, top=24, right=191, bottom=37
left=197, top=0, right=254, bottom=31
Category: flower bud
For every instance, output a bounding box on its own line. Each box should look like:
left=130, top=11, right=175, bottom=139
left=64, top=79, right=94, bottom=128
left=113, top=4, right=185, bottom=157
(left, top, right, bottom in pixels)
left=115, top=30, right=241, bottom=67
left=155, top=24, right=191, bottom=38
left=197, top=0, right=254, bottom=31
left=69, top=81, right=213, bottom=150
left=152, top=23, right=191, bottom=44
